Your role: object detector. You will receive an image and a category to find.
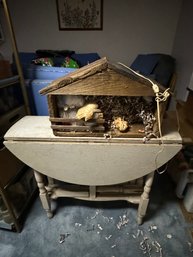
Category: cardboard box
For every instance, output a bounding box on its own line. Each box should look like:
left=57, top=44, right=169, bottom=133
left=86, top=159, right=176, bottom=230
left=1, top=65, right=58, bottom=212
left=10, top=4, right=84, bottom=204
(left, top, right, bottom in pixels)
left=0, top=60, right=12, bottom=79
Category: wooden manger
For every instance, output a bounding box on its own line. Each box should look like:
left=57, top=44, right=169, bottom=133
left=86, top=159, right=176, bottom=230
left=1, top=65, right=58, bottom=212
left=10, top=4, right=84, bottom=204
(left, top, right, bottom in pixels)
left=39, top=57, right=173, bottom=139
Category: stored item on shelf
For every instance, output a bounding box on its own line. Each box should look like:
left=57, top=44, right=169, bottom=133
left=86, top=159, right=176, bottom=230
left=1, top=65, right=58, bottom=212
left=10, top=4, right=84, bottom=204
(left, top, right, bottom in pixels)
left=0, top=60, right=12, bottom=79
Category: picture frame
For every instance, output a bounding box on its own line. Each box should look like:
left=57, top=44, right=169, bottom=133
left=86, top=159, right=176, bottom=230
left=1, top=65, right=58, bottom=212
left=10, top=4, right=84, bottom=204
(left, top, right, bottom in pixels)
left=56, top=0, right=103, bottom=30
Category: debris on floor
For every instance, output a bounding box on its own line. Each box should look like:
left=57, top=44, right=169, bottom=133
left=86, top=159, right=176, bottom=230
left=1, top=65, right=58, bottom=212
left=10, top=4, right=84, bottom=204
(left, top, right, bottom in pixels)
left=116, top=214, right=129, bottom=229
left=97, top=224, right=103, bottom=230
left=75, top=222, right=82, bottom=227
left=187, top=241, right=193, bottom=252
left=148, top=224, right=158, bottom=233
left=105, top=235, right=112, bottom=240
left=59, top=233, right=71, bottom=244
left=166, top=234, right=172, bottom=239
left=62, top=209, right=192, bottom=256
left=90, top=209, right=101, bottom=219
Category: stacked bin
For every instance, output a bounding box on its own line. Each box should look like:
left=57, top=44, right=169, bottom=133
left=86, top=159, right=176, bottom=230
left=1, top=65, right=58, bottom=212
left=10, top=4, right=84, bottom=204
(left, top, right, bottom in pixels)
left=26, top=65, right=76, bottom=115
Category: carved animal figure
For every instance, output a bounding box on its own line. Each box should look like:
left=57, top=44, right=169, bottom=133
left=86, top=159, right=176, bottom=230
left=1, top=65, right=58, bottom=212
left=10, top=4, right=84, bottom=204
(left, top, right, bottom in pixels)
left=76, top=103, right=99, bottom=121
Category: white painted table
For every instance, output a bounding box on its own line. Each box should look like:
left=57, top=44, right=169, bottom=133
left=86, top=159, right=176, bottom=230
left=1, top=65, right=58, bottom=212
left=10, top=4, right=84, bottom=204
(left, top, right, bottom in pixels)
left=4, top=115, right=182, bottom=224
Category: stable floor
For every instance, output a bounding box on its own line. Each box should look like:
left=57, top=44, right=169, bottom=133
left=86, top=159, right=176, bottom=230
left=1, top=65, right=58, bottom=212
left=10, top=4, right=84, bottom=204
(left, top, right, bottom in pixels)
left=0, top=173, right=193, bottom=257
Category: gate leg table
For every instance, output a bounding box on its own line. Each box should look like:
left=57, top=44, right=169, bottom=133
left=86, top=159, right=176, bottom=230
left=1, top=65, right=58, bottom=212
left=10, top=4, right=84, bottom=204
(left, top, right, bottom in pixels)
left=4, top=115, right=182, bottom=224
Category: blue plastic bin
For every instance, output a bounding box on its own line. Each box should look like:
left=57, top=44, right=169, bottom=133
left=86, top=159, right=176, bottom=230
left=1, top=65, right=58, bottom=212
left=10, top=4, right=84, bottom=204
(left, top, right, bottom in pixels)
left=27, top=65, right=76, bottom=80
left=31, top=80, right=52, bottom=115
left=29, top=67, right=77, bottom=115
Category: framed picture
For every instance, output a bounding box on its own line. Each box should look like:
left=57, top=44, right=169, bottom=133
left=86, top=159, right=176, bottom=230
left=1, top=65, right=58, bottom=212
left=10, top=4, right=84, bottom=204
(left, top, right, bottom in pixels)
left=56, top=0, right=103, bottom=30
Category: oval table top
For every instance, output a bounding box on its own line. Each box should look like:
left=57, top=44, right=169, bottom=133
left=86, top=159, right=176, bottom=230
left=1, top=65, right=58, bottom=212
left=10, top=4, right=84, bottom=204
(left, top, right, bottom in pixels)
left=4, top=115, right=182, bottom=186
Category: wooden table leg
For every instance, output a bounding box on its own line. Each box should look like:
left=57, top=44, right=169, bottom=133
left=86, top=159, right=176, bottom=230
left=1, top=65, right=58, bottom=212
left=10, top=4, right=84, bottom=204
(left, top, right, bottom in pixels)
left=137, top=171, right=155, bottom=225
left=47, top=176, right=55, bottom=195
left=33, top=170, right=53, bottom=218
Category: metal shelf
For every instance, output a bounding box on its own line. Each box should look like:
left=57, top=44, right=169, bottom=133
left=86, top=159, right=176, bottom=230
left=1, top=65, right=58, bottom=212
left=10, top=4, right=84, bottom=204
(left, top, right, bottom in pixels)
left=1, top=0, right=30, bottom=114
left=0, top=168, right=37, bottom=232
left=0, top=105, right=26, bottom=136
left=0, top=0, right=34, bottom=232
left=0, top=75, right=19, bottom=89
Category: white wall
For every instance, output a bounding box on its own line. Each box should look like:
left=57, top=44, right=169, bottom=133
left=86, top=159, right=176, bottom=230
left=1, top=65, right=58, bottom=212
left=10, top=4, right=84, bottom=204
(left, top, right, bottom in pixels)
left=0, top=0, right=182, bottom=65
left=172, top=0, right=193, bottom=101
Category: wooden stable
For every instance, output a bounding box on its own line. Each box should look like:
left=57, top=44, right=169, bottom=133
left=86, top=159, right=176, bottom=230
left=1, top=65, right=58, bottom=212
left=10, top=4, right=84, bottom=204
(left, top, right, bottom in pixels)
left=40, top=57, right=171, bottom=139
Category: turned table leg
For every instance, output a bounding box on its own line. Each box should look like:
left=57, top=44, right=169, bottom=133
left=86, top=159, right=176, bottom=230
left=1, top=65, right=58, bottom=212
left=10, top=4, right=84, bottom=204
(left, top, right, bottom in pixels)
left=137, top=171, right=155, bottom=225
left=33, top=170, right=53, bottom=218
left=47, top=176, right=55, bottom=195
